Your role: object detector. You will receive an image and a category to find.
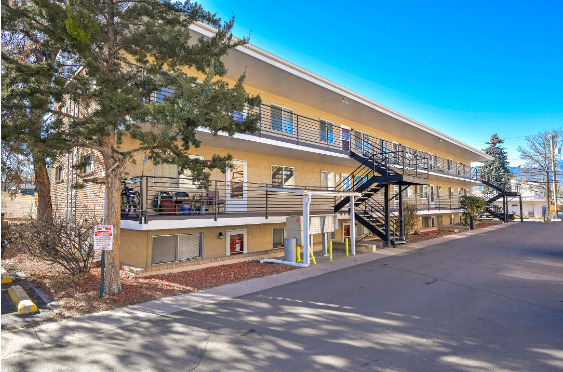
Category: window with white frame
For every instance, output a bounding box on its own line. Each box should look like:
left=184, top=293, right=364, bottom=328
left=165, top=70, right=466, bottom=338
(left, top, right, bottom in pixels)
left=320, top=120, right=334, bottom=144
left=406, top=185, right=413, bottom=198
left=82, top=154, right=94, bottom=174
left=437, top=185, right=442, bottom=198
left=179, top=155, right=205, bottom=190
left=271, top=165, right=295, bottom=187
left=449, top=187, right=454, bottom=198
left=57, top=166, right=64, bottom=181
left=421, top=185, right=429, bottom=198
left=154, top=156, right=204, bottom=189
left=320, top=171, right=335, bottom=189
left=271, top=104, right=294, bottom=134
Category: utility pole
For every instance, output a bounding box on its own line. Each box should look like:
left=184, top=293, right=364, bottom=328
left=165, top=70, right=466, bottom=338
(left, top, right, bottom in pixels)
left=550, top=134, right=559, bottom=221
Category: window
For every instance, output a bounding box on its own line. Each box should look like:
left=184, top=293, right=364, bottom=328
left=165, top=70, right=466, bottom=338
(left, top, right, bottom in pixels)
left=406, top=186, right=413, bottom=198
left=271, top=104, right=294, bottom=134
left=153, top=156, right=205, bottom=189
left=320, top=120, right=334, bottom=144
left=179, top=155, right=205, bottom=190
left=353, top=131, right=364, bottom=152
left=341, top=173, right=350, bottom=190
left=151, top=233, right=202, bottom=265
left=82, top=154, right=94, bottom=174
left=437, top=215, right=443, bottom=226
left=420, top=185, right=428, bottom=198
left=273, top=228, right=285, bottom=248
left=271, top=165, right=295, bottom=187
left=232, top=104, right=247, bottom=122
left=450, top=214, right=455, bottom=225
left=320, top=171, right=335, bottom=189
left=449, top=187, right=454, bottom=198
left=56, top=166, right=64, bottom=181
left=152, top=87, right=175, bottom=103
left=328, top=231, right=336, bottom=240
left=437, top=185, right=442, bottom=198
left=421, top=217, right=431, bottom=228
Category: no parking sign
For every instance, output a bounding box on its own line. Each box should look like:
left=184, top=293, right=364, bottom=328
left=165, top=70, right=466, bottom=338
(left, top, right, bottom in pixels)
left=94, top=225, right=113, bottom=251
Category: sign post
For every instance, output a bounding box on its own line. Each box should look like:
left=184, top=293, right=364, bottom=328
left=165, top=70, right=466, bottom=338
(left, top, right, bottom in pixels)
left=94, top=225, right=113, bottom=298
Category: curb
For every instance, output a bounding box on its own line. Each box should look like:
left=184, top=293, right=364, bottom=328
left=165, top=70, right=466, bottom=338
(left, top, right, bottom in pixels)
left=1, top=222, right=513, bottom=359
left=7, top=285, right=38, bottom=314
left=1, top=267, right=12, bottom=284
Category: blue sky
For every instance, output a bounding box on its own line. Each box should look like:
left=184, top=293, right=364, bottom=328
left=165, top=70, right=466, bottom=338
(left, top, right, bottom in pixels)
left=199, top=0, right=563, bottom=165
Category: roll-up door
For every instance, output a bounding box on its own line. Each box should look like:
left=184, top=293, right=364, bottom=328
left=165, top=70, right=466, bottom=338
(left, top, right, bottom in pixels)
left=178, top=233, right=202, bottom=261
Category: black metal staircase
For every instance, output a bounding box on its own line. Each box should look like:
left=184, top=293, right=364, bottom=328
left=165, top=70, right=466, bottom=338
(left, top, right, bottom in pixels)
left=334, top=134, right=428, bottom=246
left=474, top=170, right=522, bottom=223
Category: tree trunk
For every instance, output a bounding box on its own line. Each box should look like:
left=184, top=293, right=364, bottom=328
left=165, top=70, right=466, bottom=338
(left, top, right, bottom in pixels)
left=104, top=165, right=122, bottom=293
left=32, top=153, right=53, bottom=223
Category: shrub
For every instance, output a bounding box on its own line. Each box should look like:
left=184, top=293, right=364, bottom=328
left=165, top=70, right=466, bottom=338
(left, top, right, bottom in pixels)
left=15, top=215, right=101, bottom=276
left=403, top=202, right=419, bottom=240
left=460, top=195, right=487, bottom=226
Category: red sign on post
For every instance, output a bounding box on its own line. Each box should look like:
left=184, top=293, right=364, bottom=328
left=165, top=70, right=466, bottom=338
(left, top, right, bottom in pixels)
left=94, top=225, right=113, bottom=251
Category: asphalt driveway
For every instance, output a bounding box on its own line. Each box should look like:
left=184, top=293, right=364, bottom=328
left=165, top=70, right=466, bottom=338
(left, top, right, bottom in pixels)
left=3, top=222, right=562, bottom=371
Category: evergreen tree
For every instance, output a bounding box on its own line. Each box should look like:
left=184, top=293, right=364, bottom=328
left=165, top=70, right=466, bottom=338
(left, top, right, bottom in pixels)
left=1, top=0, right=75, bottom=222
left=5, top=0, right=261, bottom=293
left=480, top=134, right=511, bottom=193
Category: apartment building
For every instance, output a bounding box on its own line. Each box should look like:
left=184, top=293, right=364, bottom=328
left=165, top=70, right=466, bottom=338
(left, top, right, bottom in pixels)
left=51, top=23, right=491, bottom=273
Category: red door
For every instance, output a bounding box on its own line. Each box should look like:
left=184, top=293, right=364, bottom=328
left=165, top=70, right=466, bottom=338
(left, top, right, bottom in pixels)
left=230, top=233, right=244, bottom=255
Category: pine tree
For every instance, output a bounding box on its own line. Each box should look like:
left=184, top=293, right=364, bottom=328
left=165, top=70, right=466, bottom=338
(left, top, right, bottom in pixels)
left=1, top=0, right=74, bottom=222
left=5, top=0, right=261, bottom=293
left=480, top=134, right=511, bottom=193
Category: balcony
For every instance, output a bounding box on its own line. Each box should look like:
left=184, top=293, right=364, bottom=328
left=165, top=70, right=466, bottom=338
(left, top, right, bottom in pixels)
left=229, top=103, right=474, bottom=180
left=121, top=176, right=464, bottom=225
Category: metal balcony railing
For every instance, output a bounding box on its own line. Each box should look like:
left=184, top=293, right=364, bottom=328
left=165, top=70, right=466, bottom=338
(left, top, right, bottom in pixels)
left=237, top=103, right=474, bottom=180
left=121, top=176, right=337, bottom=223
left=121, top=176, right=464, bottom=224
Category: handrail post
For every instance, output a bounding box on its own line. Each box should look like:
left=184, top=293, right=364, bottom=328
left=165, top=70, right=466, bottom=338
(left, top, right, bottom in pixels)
left=259, top=104, right=262, bottom=137
left=265, top=183, right=269, bottom=219
left=214, top=180, right=218, bottom=221
left=296, top=115, right=299, bottom=145
left=145, top=175, right=149, bottom=222
left=139, top=176, right=144, bottom=224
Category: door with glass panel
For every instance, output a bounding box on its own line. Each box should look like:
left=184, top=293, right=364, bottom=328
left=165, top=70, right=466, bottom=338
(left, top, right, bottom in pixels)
left=226, top=160, right=247, bottom=212
left=341, top=126, right=350, bottom=151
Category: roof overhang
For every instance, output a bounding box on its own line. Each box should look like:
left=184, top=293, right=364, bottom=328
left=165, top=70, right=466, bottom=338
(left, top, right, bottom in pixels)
left=191, top=23, right=492, bottom=163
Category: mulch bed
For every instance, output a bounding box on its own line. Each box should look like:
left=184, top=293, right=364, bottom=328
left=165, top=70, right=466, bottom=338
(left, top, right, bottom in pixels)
left=2, top=221, right=503, bottom=319
left=2, top=247, right=296, bottom=319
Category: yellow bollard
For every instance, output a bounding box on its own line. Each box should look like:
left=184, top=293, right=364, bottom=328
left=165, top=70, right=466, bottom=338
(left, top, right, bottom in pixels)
left=309, top=247, right=317, bottom=265
left=296, top=245, right=301, bottom=262
left=329, top=241, right=333, bottom=262
left=345, top=238, right=349, bottom=257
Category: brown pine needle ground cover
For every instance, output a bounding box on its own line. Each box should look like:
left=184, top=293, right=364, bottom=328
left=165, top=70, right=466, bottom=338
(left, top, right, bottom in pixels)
left=2, top=247, right=296, bottom=318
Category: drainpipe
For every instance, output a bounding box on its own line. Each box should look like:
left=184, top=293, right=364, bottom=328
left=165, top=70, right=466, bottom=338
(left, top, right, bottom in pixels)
left=260, top=259, right=310, bottom=268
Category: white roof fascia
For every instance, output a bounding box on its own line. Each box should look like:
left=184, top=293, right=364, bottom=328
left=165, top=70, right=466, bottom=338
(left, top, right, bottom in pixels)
left=191, top=23, right=490, bottom=161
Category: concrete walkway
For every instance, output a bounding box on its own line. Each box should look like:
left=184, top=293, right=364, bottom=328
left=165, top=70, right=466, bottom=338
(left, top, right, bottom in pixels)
left=1, top=223, right=510, bottom=360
